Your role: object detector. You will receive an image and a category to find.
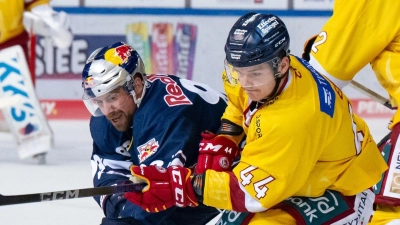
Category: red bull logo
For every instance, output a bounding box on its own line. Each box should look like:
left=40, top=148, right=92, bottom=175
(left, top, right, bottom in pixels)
left=104, top=44, right=134, bottom=66
left=84, top=77, right=96, bottom=88
left=115, top=44, right=133, bottom=61
left=137, top=138, right=159, bottom=163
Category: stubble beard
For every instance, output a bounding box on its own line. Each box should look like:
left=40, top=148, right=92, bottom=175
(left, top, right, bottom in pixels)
left=109, top=111, right=133, bottom=132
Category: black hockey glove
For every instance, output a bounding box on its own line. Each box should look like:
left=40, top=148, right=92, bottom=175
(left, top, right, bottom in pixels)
left=102, top=193, right=127, bottom=218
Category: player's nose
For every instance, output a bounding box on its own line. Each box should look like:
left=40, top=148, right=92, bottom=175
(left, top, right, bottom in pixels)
left=101, top=101, right=117, bottom=116
left=238, top=74, right=251, bottom=86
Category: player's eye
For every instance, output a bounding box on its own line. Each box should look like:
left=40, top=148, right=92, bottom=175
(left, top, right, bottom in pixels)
left=106, top=93, right=121, bottom=103
left=92, top=99, right=103, bottom=106
left=250, top=73, right=262, bottom=77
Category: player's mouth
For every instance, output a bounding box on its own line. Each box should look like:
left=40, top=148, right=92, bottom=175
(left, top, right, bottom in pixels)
left=244, top=88, right=258, bottom=93
left=110, top=114, right=122, bottom=123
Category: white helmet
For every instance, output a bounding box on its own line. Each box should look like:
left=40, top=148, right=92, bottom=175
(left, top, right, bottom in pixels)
left=81, top=42, right=145, bottom=116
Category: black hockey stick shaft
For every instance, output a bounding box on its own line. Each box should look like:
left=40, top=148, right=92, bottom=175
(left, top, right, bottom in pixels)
left=349, top=80, right=393, bottom=109
left=0, top=183, right=146, bottom=206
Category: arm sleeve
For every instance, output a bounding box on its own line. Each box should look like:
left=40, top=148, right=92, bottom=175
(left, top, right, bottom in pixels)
left=135, top=116, right=209, bottom=168
left=309, top=0, right=400, bottom=87
left=90, top=117, right=133, bottom=218
left=91, top=127, right=175, bottom=224
left=127, top=116, right=220, bottom=224
left=202, top=114, right=322, bottom=212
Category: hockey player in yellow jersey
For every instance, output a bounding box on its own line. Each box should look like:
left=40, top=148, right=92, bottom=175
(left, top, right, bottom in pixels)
left=303, top=0, right=400, bottom=224
left=122, top=12, right=388, bottom=224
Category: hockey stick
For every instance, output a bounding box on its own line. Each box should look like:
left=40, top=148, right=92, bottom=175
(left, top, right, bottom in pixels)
left=349, top=80, right=393, bottom=110
left=0, top=183, right=146, bottom=206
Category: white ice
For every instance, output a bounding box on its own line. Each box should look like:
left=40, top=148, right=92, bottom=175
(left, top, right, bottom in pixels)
left=0, top=118, right=391, bottom=225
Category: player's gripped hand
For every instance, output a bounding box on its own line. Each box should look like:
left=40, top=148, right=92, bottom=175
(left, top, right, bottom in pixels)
left=195, top=131, right=240, bottom=174
left=124, top=165, right=198, bottom=212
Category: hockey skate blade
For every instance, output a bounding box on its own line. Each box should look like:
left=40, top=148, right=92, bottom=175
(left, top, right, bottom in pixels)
left=32, top=153, right=47, bottom=165
left=18, top=134, right=52, bottom=159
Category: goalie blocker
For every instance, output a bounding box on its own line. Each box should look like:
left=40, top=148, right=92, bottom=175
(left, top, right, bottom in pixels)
left=0, top=45, right=53, bottom=159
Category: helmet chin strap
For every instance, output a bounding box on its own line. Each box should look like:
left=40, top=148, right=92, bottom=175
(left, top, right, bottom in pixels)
left=260, top=57, right=289, bottom=101
left=262, top=70, right=288, bottom=101
left=130, top=76, right=147, bottom=107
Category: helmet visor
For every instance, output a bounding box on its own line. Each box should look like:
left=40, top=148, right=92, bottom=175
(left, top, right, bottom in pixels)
left=224, top=59, right=240, bottom=86
left=224, top=59, right=278, bottom=88
left=83, top=85, right=128, bottom=117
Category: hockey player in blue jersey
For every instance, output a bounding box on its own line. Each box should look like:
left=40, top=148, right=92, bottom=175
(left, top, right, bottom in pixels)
left=81, top=42, right=226, bottom=225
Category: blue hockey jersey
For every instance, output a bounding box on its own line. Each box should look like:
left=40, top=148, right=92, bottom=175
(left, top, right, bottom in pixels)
left=90, top=74, right=227, bottom=224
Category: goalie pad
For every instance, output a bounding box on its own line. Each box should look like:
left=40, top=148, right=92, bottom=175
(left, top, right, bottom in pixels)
left=374, top=122, right=400, bottom=206
left=0, top=45, right=53, bottom=159
left=0, top=95, right=23, bottom=109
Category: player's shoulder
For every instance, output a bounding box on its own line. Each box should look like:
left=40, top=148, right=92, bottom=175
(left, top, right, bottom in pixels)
left=289, top=55, right=333, bottom=88
left=90, top=116, right=131, bottom=149
left=89, top=115, right=116, bottom=136
left=288, top=56, right=346, bottom=119
left=90, top=115, right=108, bottom=128
left=145, top=73, right=226, bottom=107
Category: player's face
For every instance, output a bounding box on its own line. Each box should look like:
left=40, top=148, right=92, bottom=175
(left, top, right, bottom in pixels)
left=92, top=86, right=136, bottom=131
left=235, top=63, right=277, bottom=101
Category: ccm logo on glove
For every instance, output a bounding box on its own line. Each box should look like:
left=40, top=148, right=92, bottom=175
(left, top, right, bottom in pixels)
left=125, top=165, right=198, bottom=212
left=171, top=169, right=185, bottom=206
left=196, top=131, right=240, bottom=174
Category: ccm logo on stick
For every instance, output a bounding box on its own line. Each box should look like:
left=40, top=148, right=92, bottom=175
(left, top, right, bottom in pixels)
left=40, top=190, right=79, bottom=201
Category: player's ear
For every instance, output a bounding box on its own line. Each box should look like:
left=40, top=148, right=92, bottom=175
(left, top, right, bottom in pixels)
left=279, top=56, right=290, bottom=76
left=133, top=75, right=144, bottom=96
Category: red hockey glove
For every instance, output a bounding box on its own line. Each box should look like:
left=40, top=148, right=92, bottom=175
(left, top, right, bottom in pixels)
left=195, top=131, right=240, bottom=174
left=124, top=165, right=198, bottom=212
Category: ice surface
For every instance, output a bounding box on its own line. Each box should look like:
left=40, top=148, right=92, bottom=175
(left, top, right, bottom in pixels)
left=0, top=120, right=103, bottom=225
left=0, top=118, right=391, bottom=225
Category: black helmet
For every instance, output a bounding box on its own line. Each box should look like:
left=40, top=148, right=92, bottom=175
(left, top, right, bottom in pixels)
left=225, top=12, right=290, bottom=68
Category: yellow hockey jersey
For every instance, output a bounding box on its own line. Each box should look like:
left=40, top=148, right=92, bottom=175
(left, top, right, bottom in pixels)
left=203, top=55, right=387, bottom=213
left=308, top=0, right=400, bottom=129
left=0, top=0, right=49, bottom=44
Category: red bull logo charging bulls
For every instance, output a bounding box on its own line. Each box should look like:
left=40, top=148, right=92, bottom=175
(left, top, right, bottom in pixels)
left=137, top=138, right=159, bottom=163
left=104, top=43, right=134, bottom=66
